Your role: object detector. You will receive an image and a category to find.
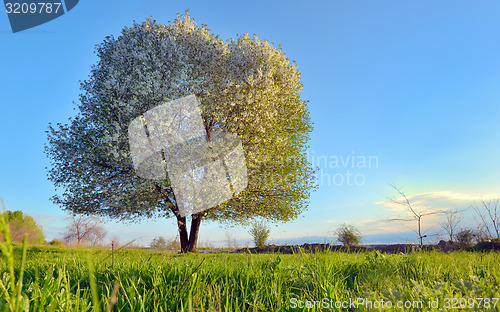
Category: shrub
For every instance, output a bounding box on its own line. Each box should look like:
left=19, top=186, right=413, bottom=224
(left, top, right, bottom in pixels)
left=2, top=210, right=45, bottom=244
left=48, top=239, right=64, bottom=246
left=456, top=229, right=475, bottom=248
left=335, top=223, right=362, bottom=247
left=249, top=220, right=270, bottom=249
left=167, top=238, right=181, bottom=250
left=150, top=236, right=168, bottom=250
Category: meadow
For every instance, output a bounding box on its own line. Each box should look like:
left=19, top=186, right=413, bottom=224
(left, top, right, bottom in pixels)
left=0, top=242, right=499, bottom=311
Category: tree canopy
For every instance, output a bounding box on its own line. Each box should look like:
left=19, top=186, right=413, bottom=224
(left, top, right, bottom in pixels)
left=45, top=12, right=316, bottom=252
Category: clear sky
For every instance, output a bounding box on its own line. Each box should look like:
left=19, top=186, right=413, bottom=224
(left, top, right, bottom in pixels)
left=1, top=0, right=500, bottom=247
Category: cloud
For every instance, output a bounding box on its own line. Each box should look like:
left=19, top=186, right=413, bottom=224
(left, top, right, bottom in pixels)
left=324, top=219, right=338, bottom=224
left=30, top=213, right=57, bottom=223
left=353, top=219, right=406, bottom=235
left=411, top=191, right=499, bottom=202
left=374, top=199, right=432, bottom=213
left=378, top=191, right=498, bottom=205
left=324, top=218, right=419, bottom=236
left=374, top=190, right=497, bottom=213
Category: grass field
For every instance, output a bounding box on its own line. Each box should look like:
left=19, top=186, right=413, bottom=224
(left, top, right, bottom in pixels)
left=0, top=243, right=499, bottom=311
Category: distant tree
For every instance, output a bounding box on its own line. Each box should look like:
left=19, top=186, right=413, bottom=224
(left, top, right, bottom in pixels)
left=167, top=237, right=181, bottom=250
left=110, top=236, right=121, bottom=248
left=3, top=211, right=45, bottom=244
left=472, top=198, right=500, bottom=239
left=334, top=223, right=362, bottom=247
left=456, top=229, right=475, bottom=248
left=63, top=215, right=107, bottom=246
left=249, top=220, right=270, bottom=249
left=386, top=185, right=444, bottom=247
left=45, top=12, right=316, bottom=253
left=198, top=238, right=214, bottom=249
left=225, top=231, right=237, bottom=249
left=440, top=209, right=463, bottom=242
left=150, top=236, right=168, bottom=250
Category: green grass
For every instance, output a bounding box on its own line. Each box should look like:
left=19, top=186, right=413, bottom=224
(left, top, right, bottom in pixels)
left=0, top=199, right=499, bottom=311
left=0, top=245, right=499, bottom=311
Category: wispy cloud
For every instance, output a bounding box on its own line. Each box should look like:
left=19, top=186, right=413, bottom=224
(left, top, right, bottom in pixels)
left=374, top=190, right=497, bottom=213
left=377, top=191, right=498, bottom=206
left=30, top=213, right=57, bottom=223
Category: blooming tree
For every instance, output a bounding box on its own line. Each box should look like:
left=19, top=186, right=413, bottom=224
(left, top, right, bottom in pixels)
left=45, top=12, right=315, bottom=252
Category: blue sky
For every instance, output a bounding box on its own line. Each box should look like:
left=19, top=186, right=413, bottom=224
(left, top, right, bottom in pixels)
left=1, top=0, right=500, bottom=246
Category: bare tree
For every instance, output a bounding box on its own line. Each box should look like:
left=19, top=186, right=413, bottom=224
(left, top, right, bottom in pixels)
left=149, top=236, right=168, bottom=250
left=440, top=209, right=464, bottom=242
left=386, top=185, right=444, bottom=247
left=64, top=215, right=108, bottom=246
left=110, top=236, right=121, bottom=248
left=472, top=198, right=500, bottom=239
left=225, top=231, right=237, bottom=249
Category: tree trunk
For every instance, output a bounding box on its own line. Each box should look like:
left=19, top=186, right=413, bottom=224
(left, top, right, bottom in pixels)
left=417, top=217, right=423, bottom=247
left=176, top=215, right=189, bottom=253
left=165, top=188, right=203, bottom=253
left=171, top=207, right=203, bottom=253
left=170, top=204, right=189, bottom=252
left=187, top=213, right=203, bottom=253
